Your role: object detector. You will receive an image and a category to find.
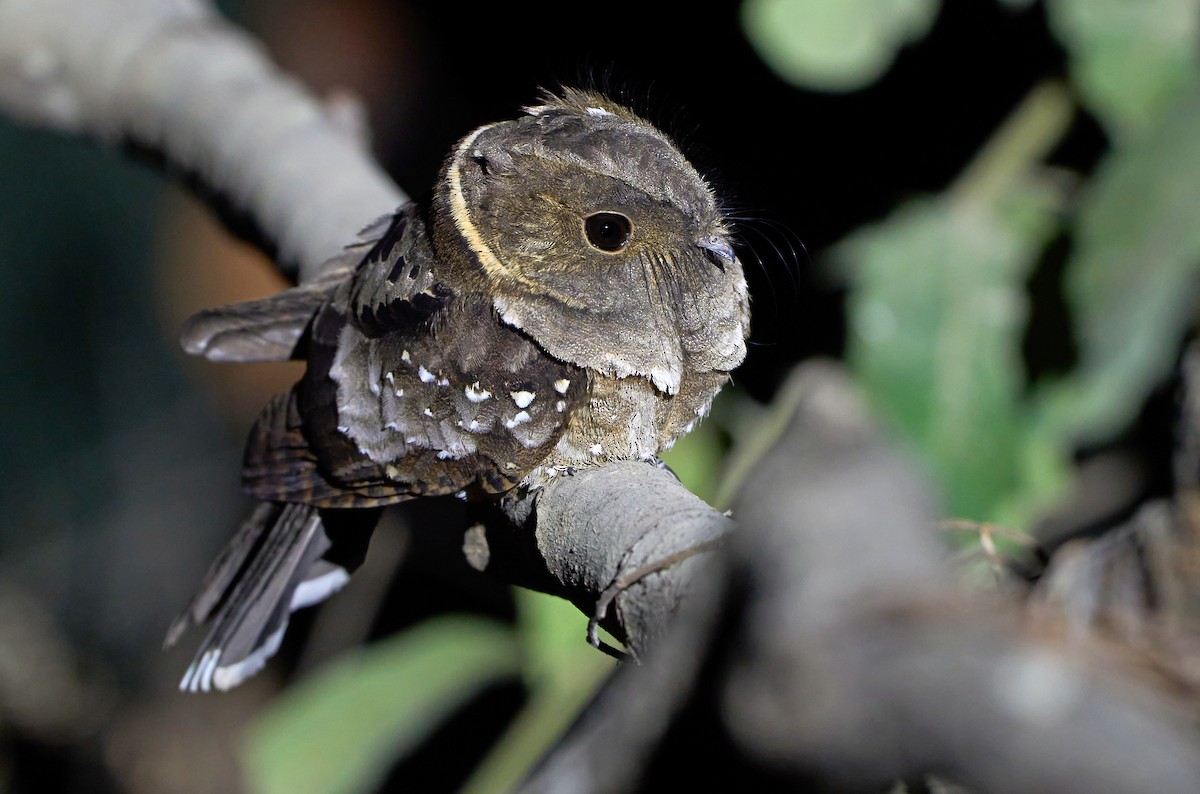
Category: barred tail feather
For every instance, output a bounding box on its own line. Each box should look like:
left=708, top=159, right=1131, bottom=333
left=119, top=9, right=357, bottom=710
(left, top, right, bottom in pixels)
left=168, top=502, right=379, bottom=692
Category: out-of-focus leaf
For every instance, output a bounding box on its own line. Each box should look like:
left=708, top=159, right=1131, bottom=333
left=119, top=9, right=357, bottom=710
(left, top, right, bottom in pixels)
left=1038, top=81, right=1200, bottom=443
left=1047, top=0, right=1200, bottom=139
left=515, top=586, right=615, bottom=683
left=839, top=183, right=1065, bottom=524
left=835, top=84, right=1077, bottom=526
left=741, top=0, right=939, bottom=92
left=243, top=617, right=520, bottom=794
left=461, top=590, right=614, bottom=794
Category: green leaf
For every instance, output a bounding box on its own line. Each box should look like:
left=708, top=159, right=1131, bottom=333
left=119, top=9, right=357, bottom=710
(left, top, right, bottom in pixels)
left=460, top=591, right=615, bottom=794
left=515, top=586, right=615, bottom=683
left=243, top=617, right=520, bottom=794
left=1039, top=80, right=1200, bottom=442
left=741, top=0, right=940, bottom=92
left=839, top=186, right=1063, bottom=523
left=1047, top=0, right=1200, bottom=139
left=837, top=83, right=1075, bottom=526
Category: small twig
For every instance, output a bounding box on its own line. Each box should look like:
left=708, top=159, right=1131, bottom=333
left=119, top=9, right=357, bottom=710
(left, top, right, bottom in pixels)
left=586, top=537, right=726, bottom=660
left=938, top=518, right=1039, bottom=548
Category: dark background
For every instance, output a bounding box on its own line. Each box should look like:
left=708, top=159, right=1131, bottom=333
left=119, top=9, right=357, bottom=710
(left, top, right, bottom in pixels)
left=0, top=1, right=1118, bottom=791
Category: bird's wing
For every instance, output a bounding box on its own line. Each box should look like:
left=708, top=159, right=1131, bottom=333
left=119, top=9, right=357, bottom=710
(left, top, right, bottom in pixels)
left=239, top=208, right=591, bottom=508
left=241, top=299, right=590, bottom=507
left=177, top=207, right=402, bottom=362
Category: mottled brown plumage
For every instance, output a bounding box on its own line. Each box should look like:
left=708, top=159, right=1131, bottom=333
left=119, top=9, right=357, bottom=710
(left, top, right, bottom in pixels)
left=169, top=89, right=750, bottom=690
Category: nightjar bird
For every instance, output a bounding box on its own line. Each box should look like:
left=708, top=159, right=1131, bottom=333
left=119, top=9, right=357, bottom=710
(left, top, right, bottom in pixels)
left=167, top=88, right=750, bottom=691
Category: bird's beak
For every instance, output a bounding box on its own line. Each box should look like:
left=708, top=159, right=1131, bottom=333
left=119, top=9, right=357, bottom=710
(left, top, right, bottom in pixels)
left=697, top=235, right=736, bottom=271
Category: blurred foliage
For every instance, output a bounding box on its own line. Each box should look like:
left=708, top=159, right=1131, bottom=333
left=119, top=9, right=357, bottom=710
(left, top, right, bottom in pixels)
left=250, top=1, right=1200, bottom=791
left=746, top=0, right=1200, bottom=527
left=459, top=589, right=615, bottom=794
left=244, top=617, right=520, bottom=794
left=836, top=83, right=1073, bottom=526
left=1046, top=0, right=1200, bottom=141
left=244, top=594, right=613, bottom=794
left=741, top=0, right=939, bottom=91
left=1040, top=83, right=1200, bottom=445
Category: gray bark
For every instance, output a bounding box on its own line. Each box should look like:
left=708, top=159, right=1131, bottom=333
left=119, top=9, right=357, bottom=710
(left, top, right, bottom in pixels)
left=0, top=0, right=404, bottom=279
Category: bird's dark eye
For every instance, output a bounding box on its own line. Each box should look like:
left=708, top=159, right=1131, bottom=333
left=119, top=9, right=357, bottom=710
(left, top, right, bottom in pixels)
left=583, top=212, right=632, bottom=253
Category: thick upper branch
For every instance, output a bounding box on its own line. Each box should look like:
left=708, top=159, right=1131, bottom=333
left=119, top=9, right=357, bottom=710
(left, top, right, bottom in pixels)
left=0, top=0, right=404, bottom=279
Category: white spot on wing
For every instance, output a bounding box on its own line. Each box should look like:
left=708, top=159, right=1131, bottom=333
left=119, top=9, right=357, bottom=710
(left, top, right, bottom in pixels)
left=423, top=408, right=434, bottom=417
left=511, top=390, right=535, bottom=408
left=401, top=350, right=411, bottom=363
left=418, top=365, right=435, bottom=383
left=554, top=378, right=570, bottom=394
left=465, top=382, right=491, bottom=402
left=555, top=400, right=567, bottom=412
left=505, top=411, right=531, bottom=429
left=589, top=443, right=603, bottom=455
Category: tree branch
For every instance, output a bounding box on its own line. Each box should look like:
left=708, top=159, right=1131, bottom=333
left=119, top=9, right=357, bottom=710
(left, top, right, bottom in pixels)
left=0, top=0, right=403, bottom=279
left=483, top=463, right=734, bottom=658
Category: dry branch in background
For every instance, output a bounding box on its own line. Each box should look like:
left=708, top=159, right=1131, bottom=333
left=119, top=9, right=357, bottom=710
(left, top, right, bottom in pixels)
left=5, top=1, right=1200, bottom=791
